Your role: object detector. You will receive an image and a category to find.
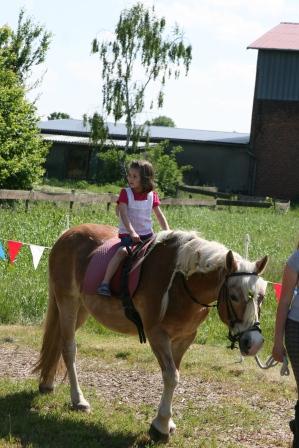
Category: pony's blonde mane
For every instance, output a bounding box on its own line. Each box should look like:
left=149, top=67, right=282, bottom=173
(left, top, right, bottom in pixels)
left=155, top=230, right=244, bottom=321
left=155, top=230, right=242, bottom=276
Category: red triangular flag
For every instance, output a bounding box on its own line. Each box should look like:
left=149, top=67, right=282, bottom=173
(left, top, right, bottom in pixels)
left=7, top=240, right=23, bottom=264
left=273, top=283, right=282, bottom=302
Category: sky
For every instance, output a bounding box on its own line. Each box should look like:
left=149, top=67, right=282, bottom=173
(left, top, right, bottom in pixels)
left=3, top=0, right=299, bottom=133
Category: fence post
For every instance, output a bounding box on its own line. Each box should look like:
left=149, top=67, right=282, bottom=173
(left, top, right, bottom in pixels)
left=70, top=189, right=75, bottom=212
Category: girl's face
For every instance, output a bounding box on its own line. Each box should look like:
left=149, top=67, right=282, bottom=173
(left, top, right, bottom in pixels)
left=127, top=168, right=142, bottom=192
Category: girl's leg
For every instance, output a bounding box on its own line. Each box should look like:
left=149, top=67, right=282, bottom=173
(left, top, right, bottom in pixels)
left=102, top=246, right=128, bottom=284
left=285, top=319, right=299, bottom=447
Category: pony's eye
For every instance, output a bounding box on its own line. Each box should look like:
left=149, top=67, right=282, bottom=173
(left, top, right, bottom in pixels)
left=248, top=290, right=254, bottom=300
left=230, top=294, right=238, bottom=302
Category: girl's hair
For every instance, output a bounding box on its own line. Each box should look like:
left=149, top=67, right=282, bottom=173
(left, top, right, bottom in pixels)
left=128, top=160, right=154, bottom=193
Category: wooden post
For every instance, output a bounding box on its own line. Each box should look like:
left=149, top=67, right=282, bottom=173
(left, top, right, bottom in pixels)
left=70, top=189, right=75, bottom=212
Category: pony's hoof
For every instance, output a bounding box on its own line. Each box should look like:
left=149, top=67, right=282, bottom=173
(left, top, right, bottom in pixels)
left=72, top=402, right=91, bottom=413
left=39, top=384, right=54, bottom=394
left=149, top=424, right=169, bottom=444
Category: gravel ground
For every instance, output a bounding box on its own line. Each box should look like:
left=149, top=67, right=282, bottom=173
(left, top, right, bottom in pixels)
left=0, top=342, right=294, bottom=448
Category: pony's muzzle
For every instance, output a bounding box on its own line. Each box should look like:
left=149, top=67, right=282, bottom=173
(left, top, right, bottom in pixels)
left=239, top=330, right=264, bottom=356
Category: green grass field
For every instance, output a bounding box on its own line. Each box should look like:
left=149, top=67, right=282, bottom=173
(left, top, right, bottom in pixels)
left=0, top=199, right=299, bottom=354
left=0, top=198, right=298, bottom=447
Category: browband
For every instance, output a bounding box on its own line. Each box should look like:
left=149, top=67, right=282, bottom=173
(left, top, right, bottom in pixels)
left=228, top=272, right=258, bottom=278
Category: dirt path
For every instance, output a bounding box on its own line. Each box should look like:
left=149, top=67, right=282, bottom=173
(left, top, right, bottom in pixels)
left=0, top=342, right=294, bottom=448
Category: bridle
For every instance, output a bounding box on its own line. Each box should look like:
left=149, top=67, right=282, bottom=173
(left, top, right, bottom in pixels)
left=181, top=270, right=262, bottom=349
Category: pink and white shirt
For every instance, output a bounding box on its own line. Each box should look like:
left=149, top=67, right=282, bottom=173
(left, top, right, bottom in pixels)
left=118, top=187, right=160, bottom=237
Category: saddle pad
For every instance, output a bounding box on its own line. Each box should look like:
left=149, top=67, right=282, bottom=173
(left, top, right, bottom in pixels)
left=82, top=237, right=153, bottom=296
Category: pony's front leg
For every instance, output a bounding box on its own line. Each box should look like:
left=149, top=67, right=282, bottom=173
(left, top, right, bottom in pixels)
left=62, top=339, right=90, bottom=412
left=148, top=330, right=179, bottom=443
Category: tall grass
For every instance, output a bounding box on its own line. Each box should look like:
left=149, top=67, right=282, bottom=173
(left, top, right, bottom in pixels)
left=0, top=200, right=299, bottom=353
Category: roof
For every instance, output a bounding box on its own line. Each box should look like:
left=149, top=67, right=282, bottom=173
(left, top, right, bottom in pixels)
left=248, top=22, right=299, bottom=51
left=42, top=133, right=154, bottom=148
left=38, top=119, right=249, bottom=145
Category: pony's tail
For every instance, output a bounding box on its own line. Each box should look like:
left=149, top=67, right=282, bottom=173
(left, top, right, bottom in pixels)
left=32, top=280, right=64, bottom=383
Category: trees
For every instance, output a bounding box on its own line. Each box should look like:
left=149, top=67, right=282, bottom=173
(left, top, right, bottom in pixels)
left=145, top=116, right=176, bottom=127
left=0, top=9, right=51, bottom=87
left=90, top=2, right=191, bottom=155
left=48, top=112, right=71, bottom=120
left=0, top=64, right=49, bottom=189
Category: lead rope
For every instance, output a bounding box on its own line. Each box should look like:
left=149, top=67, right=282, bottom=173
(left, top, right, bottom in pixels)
left=254, top=354, right=290, bottom=376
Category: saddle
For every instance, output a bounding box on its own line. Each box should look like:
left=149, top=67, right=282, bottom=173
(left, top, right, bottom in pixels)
left=82, top=237, right=154, bottom=296
left=82, top=236, right=155, bottom=343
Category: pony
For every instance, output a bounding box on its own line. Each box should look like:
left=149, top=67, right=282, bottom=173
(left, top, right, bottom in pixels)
left=33, top=224, right=268, bottom=443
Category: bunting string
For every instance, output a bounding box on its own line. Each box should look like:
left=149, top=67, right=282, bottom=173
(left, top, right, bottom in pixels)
left=0, top=238, right=51, bottom=270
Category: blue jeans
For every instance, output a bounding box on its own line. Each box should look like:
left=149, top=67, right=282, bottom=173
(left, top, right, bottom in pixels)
left=119, top=233, right=153, bottom=248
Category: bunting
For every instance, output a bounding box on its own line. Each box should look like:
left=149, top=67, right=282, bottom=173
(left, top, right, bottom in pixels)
left=8, top=240, right=23, bottom=264
left=0, top=242, right=6, bottom=260
left=0, top=239, right=50, bottom=270
left=273, top=283, right=282, bottom=302
left=30, top=244, right=46, bottom=270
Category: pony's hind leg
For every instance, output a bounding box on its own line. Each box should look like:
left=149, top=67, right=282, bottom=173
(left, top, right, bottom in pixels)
left=148, top=329, right=180, bottom=443
left=60, top=302, right=91, bottom=412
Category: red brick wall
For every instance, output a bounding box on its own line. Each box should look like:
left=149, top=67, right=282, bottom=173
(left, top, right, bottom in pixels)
left=251, top=100, right=299, bottom=200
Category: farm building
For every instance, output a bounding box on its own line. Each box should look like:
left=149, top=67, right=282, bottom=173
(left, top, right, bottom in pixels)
left=248, top=22, right=299, bottom=200
left=39, top=119, right=251, bottom=193
left=38, top=22, right=299, bottom=200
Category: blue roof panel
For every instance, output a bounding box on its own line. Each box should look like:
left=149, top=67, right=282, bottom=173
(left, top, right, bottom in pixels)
left=38, top=119, right=249, bottom=145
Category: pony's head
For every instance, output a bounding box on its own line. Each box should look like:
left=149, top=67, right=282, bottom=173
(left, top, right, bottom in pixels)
left=218, top=251, right=268, bottom=356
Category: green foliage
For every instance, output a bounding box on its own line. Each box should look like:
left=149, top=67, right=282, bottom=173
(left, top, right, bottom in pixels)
left=0, top=8, right=52, bottom=85
left=145, top=115, right=176, bottom=127
left=0, top=66, right=49, bottom=189
left=48, top=112, right=70, bottom=120
left=96, top=141, right=187, bottom=195
left=90, top=2, right=191, bottom=155
left=145, top=142, right=188, bottom=196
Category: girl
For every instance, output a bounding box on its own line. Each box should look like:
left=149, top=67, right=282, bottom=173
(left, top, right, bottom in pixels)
left=272, top=243, right=299, bottom=447
left=97, top=159, right=169, bottom=296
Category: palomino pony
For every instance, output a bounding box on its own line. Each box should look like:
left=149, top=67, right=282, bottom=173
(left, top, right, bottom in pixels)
left=34, top=224, right=268, bottom=443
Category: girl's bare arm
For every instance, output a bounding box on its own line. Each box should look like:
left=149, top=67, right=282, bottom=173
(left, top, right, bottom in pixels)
left=272, top=264, right=298, bottom=362
left=153, top=206, right=170, bottom=230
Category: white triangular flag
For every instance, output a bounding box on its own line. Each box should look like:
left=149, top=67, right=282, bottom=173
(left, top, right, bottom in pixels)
left=29, top=244, right=45, bottom=270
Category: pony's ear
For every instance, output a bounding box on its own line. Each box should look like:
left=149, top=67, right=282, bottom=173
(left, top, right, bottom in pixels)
left=255, top=255, right=268, bottom=274
left=226, top=250, right=238, bottom=274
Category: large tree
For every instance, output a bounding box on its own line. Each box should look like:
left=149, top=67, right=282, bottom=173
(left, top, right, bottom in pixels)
left=89, top=2, right=191, bottom=160
left=0, top=9, right=51, bottom=87
left=48, top=112, right=71, bottom=120
left=145, top=115, right=176, bottom=127
left=0, top=63, right=49, bottom=189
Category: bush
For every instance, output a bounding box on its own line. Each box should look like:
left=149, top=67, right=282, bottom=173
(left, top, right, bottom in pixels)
left=0, top=65, right=49, bottom=189
left=97, top=141, right=189, bottom=196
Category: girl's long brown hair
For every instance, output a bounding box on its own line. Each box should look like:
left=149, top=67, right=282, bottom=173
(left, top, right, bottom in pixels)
left=129, top=160, right=154, bottom=193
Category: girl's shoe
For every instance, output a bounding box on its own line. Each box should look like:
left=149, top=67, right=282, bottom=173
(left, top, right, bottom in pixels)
left=97, top=283, right=111, bottom=296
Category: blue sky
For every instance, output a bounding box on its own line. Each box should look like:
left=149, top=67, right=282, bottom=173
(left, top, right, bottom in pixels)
left=3, top=0, right=299, bottom=132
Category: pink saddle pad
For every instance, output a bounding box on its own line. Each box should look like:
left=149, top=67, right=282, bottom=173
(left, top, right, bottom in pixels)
left=82, top=237, right=153, bottom=296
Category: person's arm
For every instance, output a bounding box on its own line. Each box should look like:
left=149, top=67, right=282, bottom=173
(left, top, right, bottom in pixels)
left=118, top=202, right=141, bottom=242
left=153, top=206, right=170, bottom=231
left=272, top=264, right=298, bottom=362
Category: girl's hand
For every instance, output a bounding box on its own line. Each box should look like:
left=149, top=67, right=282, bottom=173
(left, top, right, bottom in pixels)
left=130, top=231, right=141, bottom=243
left=272, top=342, right=286, bottom=363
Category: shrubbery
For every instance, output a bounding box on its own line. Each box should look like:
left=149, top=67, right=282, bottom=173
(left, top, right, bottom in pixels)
left=0, top=65, right=49, bottom=189
left=97, top=141, right=189, bottom=196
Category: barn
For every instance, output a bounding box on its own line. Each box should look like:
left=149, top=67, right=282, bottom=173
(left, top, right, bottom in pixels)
left=38, top=22, right=299, bottom=199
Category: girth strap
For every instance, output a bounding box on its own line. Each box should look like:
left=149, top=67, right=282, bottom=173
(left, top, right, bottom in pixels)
left=119, top=238, right=153, bottom=344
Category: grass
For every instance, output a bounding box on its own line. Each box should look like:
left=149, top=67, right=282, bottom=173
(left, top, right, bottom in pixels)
left=0, top=325, right=295, bottom=447
left=1, top=199, right=299, bottom=355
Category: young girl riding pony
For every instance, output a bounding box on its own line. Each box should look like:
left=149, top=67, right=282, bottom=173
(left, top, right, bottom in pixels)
left=97, top=159, right=169, bottom=296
